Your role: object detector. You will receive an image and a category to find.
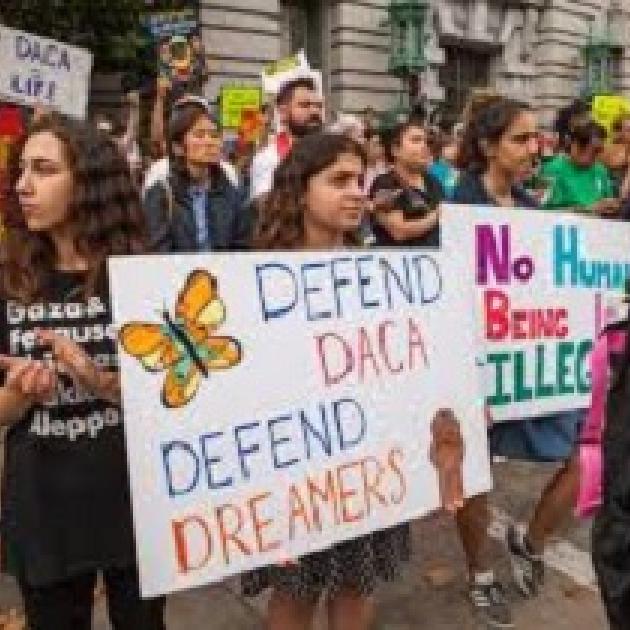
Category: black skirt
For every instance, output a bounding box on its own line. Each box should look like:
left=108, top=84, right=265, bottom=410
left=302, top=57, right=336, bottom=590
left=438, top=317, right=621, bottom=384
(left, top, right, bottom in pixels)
left=242, top=523, right=411, bottom=600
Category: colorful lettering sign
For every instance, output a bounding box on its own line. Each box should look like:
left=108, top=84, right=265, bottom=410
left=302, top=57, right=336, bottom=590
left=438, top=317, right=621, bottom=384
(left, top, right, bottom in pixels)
left=141, top=6, right=208, bottom=98
left=442, top=205, right=630, bottom=421
left=0, top=26, right=92, bottom=120
left=219, top=86, right=263, bottom=130
left=109, top=251, right=491, bottom=597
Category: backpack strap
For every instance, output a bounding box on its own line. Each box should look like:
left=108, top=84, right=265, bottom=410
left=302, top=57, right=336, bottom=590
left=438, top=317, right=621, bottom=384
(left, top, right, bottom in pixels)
left=163, top=178, right=175, bottom=223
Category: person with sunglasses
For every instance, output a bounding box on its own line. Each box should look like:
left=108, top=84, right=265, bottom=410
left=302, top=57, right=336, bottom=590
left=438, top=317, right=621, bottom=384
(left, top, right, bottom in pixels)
left=540, top=119, right=619, bottom=217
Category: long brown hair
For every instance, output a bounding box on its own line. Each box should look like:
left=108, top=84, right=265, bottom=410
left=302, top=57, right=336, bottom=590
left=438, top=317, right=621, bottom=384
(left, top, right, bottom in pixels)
left=252, top=132, right=366, bottom=250
left=167, top=101, right=221, bottom=186
left=2, top=115, right=147, bottom=303
left=456, top=98, right=531, bottom=172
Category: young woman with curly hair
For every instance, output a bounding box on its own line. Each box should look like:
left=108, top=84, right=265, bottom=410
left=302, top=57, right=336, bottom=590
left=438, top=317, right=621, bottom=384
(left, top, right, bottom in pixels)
left=0, top=116, right=165, bottom=630
left=246, top=132, right=411, bottom=630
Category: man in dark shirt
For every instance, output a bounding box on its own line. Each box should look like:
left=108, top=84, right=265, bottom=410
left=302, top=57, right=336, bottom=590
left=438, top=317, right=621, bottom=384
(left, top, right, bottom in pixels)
left=369, top=118, right=443, bottom=247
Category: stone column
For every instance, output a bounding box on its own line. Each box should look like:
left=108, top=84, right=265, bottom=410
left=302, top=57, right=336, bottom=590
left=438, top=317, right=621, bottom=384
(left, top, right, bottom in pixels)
left=200, top=0, right=283, bottom=103
left=468, top=0, right=488, bottom=41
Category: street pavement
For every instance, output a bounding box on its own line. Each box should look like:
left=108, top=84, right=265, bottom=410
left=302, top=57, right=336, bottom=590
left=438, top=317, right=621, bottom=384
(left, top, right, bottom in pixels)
left=0, top=460, right=608, bottom=629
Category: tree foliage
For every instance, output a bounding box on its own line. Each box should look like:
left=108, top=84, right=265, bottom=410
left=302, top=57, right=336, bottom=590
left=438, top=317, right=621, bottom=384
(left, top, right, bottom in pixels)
left=0, top=0, right=149, bottom=73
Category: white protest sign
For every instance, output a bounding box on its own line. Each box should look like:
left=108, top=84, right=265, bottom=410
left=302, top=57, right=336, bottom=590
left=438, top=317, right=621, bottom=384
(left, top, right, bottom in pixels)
left=261, top=49, right=323, bottom=97
left=442, top=205, right=630, bottom=422
left=109, top=250, right=491, bottom=597
left=0, top=26, right=92, bottom=119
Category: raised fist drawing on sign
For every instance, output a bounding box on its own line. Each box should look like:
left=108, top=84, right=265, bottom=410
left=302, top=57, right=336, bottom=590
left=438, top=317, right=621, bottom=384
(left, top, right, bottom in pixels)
left=429, top=408, right=465, bottom=514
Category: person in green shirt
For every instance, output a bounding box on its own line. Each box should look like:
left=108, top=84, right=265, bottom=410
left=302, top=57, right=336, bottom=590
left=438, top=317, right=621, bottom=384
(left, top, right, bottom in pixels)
left=541, top=119, right=620, bottom=216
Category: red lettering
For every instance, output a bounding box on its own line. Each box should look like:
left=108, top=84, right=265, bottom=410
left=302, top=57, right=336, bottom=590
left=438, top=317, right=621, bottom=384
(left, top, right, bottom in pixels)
left=337, top=460, right=365, bottom=524
left=357, top=326, right=380, bottom=381
left=316, top=332, right=353, bottom=386
left=408, top=318, right=429, bottom=369
left=512, top=309, right=527, bottom=340
left=172, top=515, right=212, bottom=574
left=556, top=308, right=568, bottom=339
left=361, top=456, right=388, bottom=515
left=485, top=290, right=509, bottom=341
left=484, top=290, right=570, bottom=341
left=378, top=320, right=404, bottom=373
left=288, top=484, right=311, bottom=540
left=216, top=503, right=251, bottom=565
left=248, top=492, right=281, bottom=554
left=388, top=447, right=407, bottom=505
left=307, top=470, right=340, bottom=531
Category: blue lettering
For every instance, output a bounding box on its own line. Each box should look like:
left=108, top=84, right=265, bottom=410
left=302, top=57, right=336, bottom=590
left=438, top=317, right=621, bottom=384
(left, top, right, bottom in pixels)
left=269, top=414, right=300, bottom=469
left=15, top=35, right=29, bottom=61
left=553, top=225, right=630, bottom=289
left=302, top=262, right=332, bottom=321
left=381, top=257, right=413, bottom=308
left=14, top=36, right=70, bottom=71
left=162, top=440, right=200, bottom=497
left=200, top=432, right=233, bottom=489
left=10, top=74, right=22, bottom=95
left=300, top=404, right=332, bottom=458
left=32, top=74, right=44, bottom=99
left=554, top=226, right=580, bottom=287
left=256, top=263, right=298, bottom=322
left=355, top=255, right=380, bottom=309
left=47, top=81, right=56, bottom=103
left=412, top=254, right=443, bottom=304
left=330, top=256, right=353, bottom=318
left=234, top=422, right=261, bottom=480
left=333, top=398, right=367, bottom=450
left=59, top=48, right=71, bottom=71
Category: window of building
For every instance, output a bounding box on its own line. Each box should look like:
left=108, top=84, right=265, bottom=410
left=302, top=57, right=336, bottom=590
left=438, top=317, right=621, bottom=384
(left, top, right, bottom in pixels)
left=439, top=45, right=492, bottom=126
left=280, top=0, right=330, bottom=95
left=281, top=1, right=326, bottom=66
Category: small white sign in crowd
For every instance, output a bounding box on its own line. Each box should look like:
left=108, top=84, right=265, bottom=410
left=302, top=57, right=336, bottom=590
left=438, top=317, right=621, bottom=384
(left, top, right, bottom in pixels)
left=0, top=25, right=92, bottom=119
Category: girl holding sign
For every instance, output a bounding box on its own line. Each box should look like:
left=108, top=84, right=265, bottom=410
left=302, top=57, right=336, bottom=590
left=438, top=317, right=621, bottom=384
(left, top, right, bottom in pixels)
left=244, top=132, right=411, bottom=630
left=0, top=116, right=165, bottom=629
left=453, top=98, right=585, bottom=627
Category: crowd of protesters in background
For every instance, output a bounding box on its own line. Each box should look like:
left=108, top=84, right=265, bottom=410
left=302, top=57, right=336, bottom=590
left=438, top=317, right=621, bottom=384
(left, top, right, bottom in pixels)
left=3, top=72, right=630, bottom=630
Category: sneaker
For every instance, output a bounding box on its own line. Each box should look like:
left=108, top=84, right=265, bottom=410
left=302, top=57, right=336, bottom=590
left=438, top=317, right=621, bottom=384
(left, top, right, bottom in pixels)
left=507, top=523, right=544, bottom=598
left=469, top=574, right=514, bottom=629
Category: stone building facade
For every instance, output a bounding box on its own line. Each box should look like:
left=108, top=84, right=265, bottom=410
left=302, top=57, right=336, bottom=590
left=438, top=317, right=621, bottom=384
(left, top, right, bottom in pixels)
left=200, top=0, right=630, bottom=126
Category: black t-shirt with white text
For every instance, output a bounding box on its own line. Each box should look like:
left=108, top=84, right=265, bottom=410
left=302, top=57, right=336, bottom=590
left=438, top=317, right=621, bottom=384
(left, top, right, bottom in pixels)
left=0, top=271, right=136, bottom=586
left=369, top=170, right=443, bottom=248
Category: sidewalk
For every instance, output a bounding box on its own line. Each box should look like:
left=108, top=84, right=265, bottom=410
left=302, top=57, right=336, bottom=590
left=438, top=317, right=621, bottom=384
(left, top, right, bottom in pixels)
left=0, top=461, right=608, bottom=629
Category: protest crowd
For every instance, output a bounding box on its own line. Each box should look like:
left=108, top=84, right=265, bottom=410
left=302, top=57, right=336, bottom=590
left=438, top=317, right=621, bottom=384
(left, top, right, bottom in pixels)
left=2, top=9, right=630, bottom=630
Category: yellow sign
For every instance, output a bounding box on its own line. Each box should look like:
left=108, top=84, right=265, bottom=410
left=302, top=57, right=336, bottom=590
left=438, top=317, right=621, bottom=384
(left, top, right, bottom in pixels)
left=263, top=54, right=301, bottom=77
left=219, top=85, right=262, bottom=129
left=592, top=95, right=630, bottom=136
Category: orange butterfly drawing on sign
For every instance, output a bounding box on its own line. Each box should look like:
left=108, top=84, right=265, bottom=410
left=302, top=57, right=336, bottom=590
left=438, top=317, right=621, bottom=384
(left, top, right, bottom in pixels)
left=119, top=269, right=242, bottom=408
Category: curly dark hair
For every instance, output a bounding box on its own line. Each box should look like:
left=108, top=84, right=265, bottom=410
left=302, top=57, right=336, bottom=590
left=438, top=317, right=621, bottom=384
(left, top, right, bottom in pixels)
left=456, top=98, right=532, bottom=172
left=1, top=114, right=147, bottom=303
left=381, top=118, right=425, bottom=164
left=252, top=132, right=366, bottom=250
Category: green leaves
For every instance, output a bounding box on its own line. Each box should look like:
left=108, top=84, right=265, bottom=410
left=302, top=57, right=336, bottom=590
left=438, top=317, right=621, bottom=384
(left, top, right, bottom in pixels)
left=0, top=0, right=148, bottom=72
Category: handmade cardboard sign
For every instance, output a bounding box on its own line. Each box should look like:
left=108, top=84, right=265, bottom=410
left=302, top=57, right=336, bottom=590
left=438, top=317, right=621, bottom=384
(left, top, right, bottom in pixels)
left=109, top=250, right=491, bottom=597
left=442, top=205, right=630, bottom=421
left=0, top=26, right=92, bottom=119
